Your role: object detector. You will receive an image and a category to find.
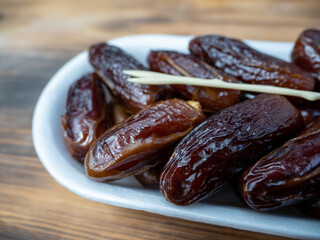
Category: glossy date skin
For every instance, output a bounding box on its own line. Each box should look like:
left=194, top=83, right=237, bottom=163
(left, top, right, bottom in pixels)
left=292, top=29, right=320, bottom=82
left=147, top=51, right=240, bottom=112
left=160, top=94, right=303, bottom=205
left=111, top=101, right=167, bottom=188
left=85, top=99, right=205, bottom=181
left=189, top=35, right=315, bottom=91
left=61, top=73, right=111, bottom=162
left=111, top=100, right=168, bottom=188
left=89, top=43, right=162, bottom=113
left=239, top=119, right=320, bottom=211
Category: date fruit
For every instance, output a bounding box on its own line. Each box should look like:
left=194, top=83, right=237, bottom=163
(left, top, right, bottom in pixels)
left=61, top=73, right=111, bottom=162
left=111, top=100, right=169, bottom=188
left=147, top=51, right=240, bottom=112
left=160, top=94, right=303, bottom=205
left=89, top=43, right=162, bottom=113
left=85, top=99, right=205, bottom=181
left=240, top=118, right=320, bottom=211
left=292, top=29, right=320, bottom=82
left=189, top=35, right=315, bottom=91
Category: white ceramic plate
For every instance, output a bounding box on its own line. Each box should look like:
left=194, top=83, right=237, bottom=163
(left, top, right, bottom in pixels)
left=32, top=34, right=320, bottom=239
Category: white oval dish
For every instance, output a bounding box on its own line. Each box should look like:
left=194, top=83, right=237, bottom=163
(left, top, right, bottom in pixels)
left=32, top=34, right=320, bottom=240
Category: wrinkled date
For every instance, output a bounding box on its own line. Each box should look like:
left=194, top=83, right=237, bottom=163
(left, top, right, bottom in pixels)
left=61, top=73, right=111, bottom=162
left=189, top=35, right=315, bottom=91
left=240, top=119, right=320, bottom=211
left=89, top=43, right=162, bottom=113
left=112, top=100, right=170, bottom=188
left=147, top=51, right=240, bottom=112
left=292, top=29, right=320, bottom=82
left=160, top=94, right=303, bottom=205
left=85, top=99, right=205, bottom=181
left=111, top=98, right=167, bottom=188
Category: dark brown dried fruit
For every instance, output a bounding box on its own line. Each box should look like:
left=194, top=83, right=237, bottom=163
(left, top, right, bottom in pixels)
left=89, top=43, right=162, bottom=113
left=111, top=100, right=172, bottom=188
left=292, top=29, right=320, bottom=82
left=160, top=94, right=303, bottom=205
left=189, top=35, right=315, bottom=91
left=147, top=51, right=240, bottom=112
left=240, top=118, right=320, bottom=211
left=61, top=73, right=111, bottom=162
left=85, top=99, right=205, bottom=181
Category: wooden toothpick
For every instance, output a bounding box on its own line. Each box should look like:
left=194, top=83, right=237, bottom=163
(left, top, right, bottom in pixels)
left=124, top=70, right=320, bottom=101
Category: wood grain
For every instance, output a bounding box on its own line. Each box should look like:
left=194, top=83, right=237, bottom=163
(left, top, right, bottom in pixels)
left=1, top=0, right=320, bottom=51
left=0, top=0, right=319, bottom=239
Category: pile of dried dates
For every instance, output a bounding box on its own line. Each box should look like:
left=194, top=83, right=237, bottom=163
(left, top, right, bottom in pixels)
left=61, top=29, right=320, bottom=217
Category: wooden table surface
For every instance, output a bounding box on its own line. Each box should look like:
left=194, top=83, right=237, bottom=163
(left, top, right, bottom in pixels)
left=0, top=0, right=319, bottom=239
